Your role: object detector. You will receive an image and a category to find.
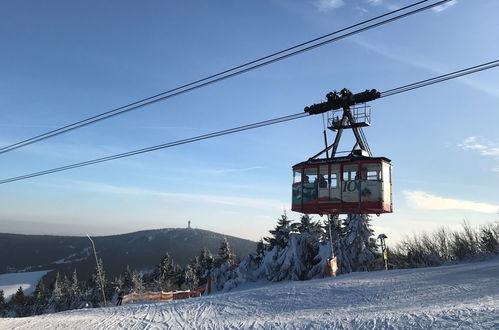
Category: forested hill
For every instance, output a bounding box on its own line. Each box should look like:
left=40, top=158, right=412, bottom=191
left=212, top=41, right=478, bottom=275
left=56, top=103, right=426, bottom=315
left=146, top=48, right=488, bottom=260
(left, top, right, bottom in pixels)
left=0, top=228, right=256, bottom=280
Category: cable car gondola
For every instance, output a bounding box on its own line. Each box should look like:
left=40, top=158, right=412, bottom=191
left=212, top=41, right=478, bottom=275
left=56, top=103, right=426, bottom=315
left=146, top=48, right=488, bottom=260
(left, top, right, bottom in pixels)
left=291, top=88, right=392, bottom=216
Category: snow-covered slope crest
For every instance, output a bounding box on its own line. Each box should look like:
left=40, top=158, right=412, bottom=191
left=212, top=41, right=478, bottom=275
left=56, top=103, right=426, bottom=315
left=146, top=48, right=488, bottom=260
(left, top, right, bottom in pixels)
left=0, top=270, right=51, bottom=301
left=2, top=258, right=498, bottom=329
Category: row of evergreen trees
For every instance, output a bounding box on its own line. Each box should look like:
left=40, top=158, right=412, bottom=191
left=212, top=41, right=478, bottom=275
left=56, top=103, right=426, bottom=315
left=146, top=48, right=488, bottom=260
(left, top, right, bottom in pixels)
left=229, top=213, right=377, bottom=289
left=1, top=213, right=379, bottom=317
left=0, top=238, right=238, bottom=318
left=3, top=214, right=497, bottom=318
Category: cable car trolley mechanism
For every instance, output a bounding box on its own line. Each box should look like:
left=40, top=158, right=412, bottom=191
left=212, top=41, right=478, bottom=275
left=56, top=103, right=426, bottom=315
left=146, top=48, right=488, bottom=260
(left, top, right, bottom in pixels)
left=292, top=88, right=392, bottom=216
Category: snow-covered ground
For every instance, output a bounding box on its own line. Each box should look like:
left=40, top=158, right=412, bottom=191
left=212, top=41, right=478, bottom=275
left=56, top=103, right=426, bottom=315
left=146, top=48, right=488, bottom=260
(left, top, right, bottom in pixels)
left=2, top=258, right=498, bottom=329
left=0, top=270, right=51, bottom=301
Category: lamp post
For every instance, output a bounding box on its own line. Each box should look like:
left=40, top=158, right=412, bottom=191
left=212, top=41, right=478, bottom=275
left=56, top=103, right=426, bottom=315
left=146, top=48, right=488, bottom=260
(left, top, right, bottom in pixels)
left=86, top=234, right=107, bottom=306
left=377, top=233, right=388, bottom=270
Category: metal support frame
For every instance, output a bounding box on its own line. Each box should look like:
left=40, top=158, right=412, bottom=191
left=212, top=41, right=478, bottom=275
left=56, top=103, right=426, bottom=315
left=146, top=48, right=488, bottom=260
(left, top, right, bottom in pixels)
left=310, top=106, right=371, bottom=160
left=305, top=88, right=379, bottom=161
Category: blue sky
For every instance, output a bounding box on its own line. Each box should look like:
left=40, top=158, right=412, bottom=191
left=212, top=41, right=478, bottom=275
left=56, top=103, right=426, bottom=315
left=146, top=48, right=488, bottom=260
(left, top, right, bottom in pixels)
left=1, top=0, right=498, bottom=243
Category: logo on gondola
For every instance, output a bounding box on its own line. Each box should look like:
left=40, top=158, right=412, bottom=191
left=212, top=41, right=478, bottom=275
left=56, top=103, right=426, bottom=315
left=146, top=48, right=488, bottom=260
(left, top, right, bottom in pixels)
left=343, top=180, right=360, bottom=192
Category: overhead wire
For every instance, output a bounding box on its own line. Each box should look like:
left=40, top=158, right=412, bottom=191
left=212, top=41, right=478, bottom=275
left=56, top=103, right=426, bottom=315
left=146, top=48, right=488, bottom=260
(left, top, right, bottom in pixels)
left=380, top=59, right=499, bottom=97
left=0, top=0, right=452, bottom=155
left=0, top=113, right=308, bottom=184
left=0, top=58, right=497, bottom=185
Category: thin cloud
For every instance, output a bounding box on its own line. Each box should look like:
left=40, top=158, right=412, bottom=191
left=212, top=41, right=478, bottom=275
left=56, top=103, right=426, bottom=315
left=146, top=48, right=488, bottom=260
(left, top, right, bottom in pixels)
left=432, top=1, right=457, bottom=13
left=404, top=190, right=499, bottom=213
left=365, top=0, right=400, bottom=11
left=355, top=6, right=369, bottom=15
left=367, top=0, right=383, bottom=6
left=60, top=180, right=286, bottom=212
left=459, top=136, right=499, bottom=156
left=351, top=37, right=499, bottom=99
left=210, top=166, right=264, bottom=174
left=315, top=0, right=345, bottom=12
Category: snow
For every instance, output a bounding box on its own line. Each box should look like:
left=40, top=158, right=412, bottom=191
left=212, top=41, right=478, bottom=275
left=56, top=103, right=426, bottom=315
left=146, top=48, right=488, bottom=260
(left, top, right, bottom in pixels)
left=52, top=247, right=90, bottom=265
left=2, top=259, right=499, bottom=329
left=0, top=270, right=51, bottom=302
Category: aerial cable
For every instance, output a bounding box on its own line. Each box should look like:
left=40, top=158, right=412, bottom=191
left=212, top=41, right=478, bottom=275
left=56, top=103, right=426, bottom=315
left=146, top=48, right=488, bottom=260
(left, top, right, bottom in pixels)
left=0, top=0, right=451, bottom=155
left=0, top=113, right=308, bottom=184
left=380, top=59, right=499, bottom=97
left=0, top=58, right=493, bottom=186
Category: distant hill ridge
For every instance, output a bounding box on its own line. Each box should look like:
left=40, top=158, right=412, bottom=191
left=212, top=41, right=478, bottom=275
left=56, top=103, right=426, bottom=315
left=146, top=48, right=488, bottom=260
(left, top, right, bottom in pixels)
left=0, top=228, right=256, bottom=280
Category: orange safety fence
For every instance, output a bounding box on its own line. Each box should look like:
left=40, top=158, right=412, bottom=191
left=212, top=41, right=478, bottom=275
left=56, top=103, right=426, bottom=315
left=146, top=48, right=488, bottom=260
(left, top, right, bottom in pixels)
left=122, top=287, right=205, bottom=304
left=324, top=257, right=339, bottom=277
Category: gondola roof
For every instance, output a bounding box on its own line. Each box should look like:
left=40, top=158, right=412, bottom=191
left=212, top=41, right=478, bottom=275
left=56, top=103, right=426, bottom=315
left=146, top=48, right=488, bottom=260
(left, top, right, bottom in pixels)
left=292, top=155, right=391, bottom=168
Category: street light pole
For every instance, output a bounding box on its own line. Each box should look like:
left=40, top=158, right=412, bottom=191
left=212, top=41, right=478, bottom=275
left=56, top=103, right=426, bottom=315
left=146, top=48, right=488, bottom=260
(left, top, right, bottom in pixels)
left=86, top=233, right=107, bottom=306
left=377, top=233, right=388, bottom=270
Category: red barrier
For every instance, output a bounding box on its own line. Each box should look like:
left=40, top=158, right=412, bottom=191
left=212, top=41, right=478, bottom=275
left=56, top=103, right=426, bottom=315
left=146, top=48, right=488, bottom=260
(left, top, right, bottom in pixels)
left=122, top=287, right=205, bottom=304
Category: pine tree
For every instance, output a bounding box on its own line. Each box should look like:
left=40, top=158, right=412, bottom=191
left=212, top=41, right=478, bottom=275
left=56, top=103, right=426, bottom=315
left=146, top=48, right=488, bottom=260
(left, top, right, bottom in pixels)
left=292, top=218, right=322, bottom=280
left=84, top=258, right=108, bottom=307
left=67, top=269, right=81, bottom=309
left=95, top=258, right=106, bottom=289
left=216, top=238, right=236, bottom=269
left=341, top=214, right=376, bottom=272
left=155, top=252, right=176, bottom=292
left=58, top=275, right=71, bottom=311
left=265, top=213, right=293, bottom=249
left=189, top=256, right=202, bottom=281
left=9, top=286, right=27, bottom=317
left=260, top=214, right=297, bottom=282
left=198, top=248, right=214, bottom=276
left=297, top=214, right=312, bottom=234
left=182, top=265, right=199, bottom=290
left=480, top=226, right=498, bottom=254
left=51, top=272, right=63, bottom=300
left=122, top=265, right=134, bottom=294
left=0, top=290, right=6, bottom=317
left=70, top=269, right=80, bottom=298
left=255, top=239, right=266, bottom=264
left=212, top=238, right=239, bottom=291
left=32, top=280, right=47, bottom=315
left=131, top=271, right=145, bottom=294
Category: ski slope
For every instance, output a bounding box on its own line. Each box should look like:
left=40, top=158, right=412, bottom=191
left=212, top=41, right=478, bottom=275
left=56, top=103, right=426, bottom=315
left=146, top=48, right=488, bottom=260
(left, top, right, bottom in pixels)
left=2, top=258, right=498, bottom=329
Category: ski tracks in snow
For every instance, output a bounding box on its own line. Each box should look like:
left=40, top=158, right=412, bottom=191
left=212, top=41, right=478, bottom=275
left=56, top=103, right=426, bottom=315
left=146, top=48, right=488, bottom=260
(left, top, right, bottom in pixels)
left=1, top=258, right=498, bottom=329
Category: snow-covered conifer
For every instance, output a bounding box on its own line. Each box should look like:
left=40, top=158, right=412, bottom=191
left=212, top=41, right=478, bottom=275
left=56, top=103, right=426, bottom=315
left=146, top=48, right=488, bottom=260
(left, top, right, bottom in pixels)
left=70, top=270, right=80, bottom=298
left=212, top=238, right=238, bottom=291
left=9, top=287, right=27, bottom=317
left=131, top=271, right=145, bottom=294
left=255, top=239, right=265, bottom=264
left=122, top=265, right=134, bottom=294
left=182, top=265, right=199, bottom=290
left=155, top=252, right=176, bottom=291
left=34, top=280, right=47, bottom=302
left=0, top=290, right=6, bottom=317
left=51, top=272, right=63, bottom=300
left=265, top=213, right=293, bottom=249
left=29, top=279, right=48, bottom=315
left=341, top=214, right=376, bottom=272
left=480, top=225, right=498, bottom=254
left=199, top=248, right=214, bottom=276
left=216, top=238, right=236, bottom=269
